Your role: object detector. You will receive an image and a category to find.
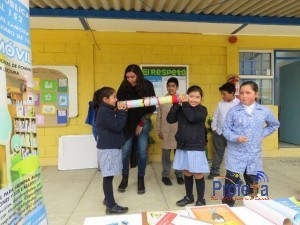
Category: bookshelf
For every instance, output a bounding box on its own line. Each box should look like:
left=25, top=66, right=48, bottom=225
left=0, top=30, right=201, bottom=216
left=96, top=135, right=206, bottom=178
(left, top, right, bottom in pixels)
left=14, top=117, right=38, bottom=158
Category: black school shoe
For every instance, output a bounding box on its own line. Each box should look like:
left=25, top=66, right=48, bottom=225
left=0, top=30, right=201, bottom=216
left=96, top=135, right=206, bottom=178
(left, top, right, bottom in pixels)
left=162, top=177, right=173, bottom=186
left=176, top=176, right=184, bottom=185
left=195, top=199, right=206, bottom=206
left=106, top=204, right=129, bottom=214
left=176, top=196, right=194, bottom=207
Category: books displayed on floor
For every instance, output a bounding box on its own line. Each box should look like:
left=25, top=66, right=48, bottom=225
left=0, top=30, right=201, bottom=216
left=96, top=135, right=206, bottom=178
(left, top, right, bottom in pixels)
left=186, top=204, right=245, bottom=225
left=83, top=213, right=143, bottom=225
left=83, top=196, right=300, bottom=225
left=154, top=212, right=212, bottom=225
left=242, top=196, right=295, bottom=225
left=142, top=210, right=190, bottom=225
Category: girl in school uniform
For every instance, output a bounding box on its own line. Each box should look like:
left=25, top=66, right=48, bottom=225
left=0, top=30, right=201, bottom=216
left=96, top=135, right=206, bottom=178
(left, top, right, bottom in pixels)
left=167, top=85, right=209, bottom=207
left=222, top=81, right=280, bottom=207
left=95, top=87, right=128, bottom=214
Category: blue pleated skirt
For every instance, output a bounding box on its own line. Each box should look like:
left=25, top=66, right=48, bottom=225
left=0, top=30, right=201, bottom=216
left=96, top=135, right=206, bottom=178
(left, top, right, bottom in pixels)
left=97, top=149, right=122, bottom=177
left=173, top=149, right=210, bottom=173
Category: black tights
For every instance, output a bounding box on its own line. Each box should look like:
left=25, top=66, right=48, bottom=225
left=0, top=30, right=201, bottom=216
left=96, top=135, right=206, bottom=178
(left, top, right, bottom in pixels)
left=103, top=176, right=115, bottom=208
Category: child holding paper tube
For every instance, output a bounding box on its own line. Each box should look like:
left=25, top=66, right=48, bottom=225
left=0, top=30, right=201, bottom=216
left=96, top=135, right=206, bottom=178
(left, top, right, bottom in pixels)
left=95, top=87, right=128, bottom=214
left=167, top=85, right=209, bottom=207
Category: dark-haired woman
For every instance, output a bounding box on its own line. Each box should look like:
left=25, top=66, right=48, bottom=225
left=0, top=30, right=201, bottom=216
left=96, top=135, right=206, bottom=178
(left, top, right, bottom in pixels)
left=117, top=64, right=156, bottom=195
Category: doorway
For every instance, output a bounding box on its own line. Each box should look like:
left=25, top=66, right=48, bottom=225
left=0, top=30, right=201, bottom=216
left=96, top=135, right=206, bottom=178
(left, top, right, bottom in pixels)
left=275, top=50, right=300, bottom=148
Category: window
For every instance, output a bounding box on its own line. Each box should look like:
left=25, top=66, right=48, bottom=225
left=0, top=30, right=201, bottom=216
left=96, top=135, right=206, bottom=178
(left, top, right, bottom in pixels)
left=239, top=51, right=273, bottom=105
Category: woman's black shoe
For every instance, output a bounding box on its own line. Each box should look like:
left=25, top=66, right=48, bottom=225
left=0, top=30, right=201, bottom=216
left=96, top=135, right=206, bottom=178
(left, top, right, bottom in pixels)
left=118, top=175, right=128, bottom=193
left=176, top=196, right=194, bottom=207
left=106, top=204, right=129, bottom=214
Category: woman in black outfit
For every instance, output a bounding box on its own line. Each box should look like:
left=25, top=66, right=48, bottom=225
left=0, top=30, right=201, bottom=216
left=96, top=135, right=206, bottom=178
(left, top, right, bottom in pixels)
left=117, top=64, right=156, bottom=194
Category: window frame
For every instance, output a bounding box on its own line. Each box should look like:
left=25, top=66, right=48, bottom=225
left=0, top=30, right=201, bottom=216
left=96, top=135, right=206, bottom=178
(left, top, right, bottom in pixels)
left=239, top=50, right=274, bottom=105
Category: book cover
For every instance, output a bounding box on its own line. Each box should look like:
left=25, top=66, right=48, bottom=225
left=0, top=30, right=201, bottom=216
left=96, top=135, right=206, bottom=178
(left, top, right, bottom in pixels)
left=142, top=210, right=189, bottom=225
left=155, top=212, right=212, bottom=225
left=186, top=204, right=245, bottom=225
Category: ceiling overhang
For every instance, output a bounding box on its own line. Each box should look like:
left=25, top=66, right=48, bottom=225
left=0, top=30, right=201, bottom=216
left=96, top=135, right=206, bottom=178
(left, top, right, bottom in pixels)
left=30, top=8, right=300, bottom=26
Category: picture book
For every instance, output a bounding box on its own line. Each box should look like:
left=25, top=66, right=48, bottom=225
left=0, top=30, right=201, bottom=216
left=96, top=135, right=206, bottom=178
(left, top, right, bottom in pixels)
left=154, top=212, right=212, bottom=225
left=142, top=210, right=189, bottom=225
left=186, top=204, right=246, bottom=225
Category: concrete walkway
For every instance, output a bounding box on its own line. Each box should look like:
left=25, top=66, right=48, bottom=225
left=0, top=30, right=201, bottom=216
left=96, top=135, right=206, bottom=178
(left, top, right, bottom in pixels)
left=41, top=157, right=300, bottom=225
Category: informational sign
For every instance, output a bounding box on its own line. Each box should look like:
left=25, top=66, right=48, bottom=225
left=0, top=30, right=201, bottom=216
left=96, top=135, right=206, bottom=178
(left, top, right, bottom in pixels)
left=141, top=65, right=188, bottom=97
left=0, top=1, right=48, bottom=224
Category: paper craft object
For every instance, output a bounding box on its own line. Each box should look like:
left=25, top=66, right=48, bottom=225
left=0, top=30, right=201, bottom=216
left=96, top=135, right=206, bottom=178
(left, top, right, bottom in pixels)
left=121, top=94, right=185, bottom=109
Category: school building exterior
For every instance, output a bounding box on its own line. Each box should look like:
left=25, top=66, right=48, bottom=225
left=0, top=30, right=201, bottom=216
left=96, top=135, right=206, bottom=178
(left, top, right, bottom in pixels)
left=30, top=30, right=300, bottom=166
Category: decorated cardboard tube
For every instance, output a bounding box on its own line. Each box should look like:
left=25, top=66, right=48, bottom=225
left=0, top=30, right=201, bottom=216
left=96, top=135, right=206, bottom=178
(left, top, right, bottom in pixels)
left=120, top=94, right=186, bottom=109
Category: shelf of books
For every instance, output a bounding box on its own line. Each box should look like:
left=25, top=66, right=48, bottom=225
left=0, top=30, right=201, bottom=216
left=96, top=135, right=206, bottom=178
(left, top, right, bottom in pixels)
left=8, top=92, right=41, bottom=183
left=14, top=117, right=38, bottom=158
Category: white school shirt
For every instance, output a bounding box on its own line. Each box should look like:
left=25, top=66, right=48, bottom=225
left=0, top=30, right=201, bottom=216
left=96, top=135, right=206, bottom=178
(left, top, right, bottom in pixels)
left=211, top=97, right=240, bottom=135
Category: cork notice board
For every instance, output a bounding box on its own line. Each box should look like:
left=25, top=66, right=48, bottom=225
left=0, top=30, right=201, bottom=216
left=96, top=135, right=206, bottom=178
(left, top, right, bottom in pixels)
left=32, top=66, right=77, bottom=127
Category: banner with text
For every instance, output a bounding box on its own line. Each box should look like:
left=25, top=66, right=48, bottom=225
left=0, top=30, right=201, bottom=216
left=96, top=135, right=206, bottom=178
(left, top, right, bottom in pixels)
left=141, top=65, right=188, bottom=97
left=0, top=0, right=48, bottom=224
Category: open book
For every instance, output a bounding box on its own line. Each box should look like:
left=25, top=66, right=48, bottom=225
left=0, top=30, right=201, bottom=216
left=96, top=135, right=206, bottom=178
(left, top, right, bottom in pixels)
left=142, top=210, right=190, bottom=225
left=153, top=212, right=212, bottom=225
left=186, top=204, right=246, bottom=225
left=185, top=196, right=300, bottom=225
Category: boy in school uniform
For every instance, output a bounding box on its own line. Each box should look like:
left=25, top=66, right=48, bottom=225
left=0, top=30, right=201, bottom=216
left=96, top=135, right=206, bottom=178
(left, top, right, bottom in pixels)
left=208, top=82, right=240, bottom=179
left=156, top=77, right=184, bottom=186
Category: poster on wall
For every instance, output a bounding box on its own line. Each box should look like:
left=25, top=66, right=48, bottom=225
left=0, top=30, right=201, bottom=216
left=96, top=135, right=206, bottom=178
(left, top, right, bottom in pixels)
left=32, top=66, right=77, bottom=127
left=0, top=0, right=48, bottom=224
left=141, top=65, right=188, bottom=97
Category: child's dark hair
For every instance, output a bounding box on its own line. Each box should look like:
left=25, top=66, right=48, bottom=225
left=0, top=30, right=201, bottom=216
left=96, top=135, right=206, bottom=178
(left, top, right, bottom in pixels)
left=167, top=77, right=179, bottom=87
left=219, top=82, right=236, bottom=94
left=92, top=89, right=101, bottom=111
left=187, top=85, right=203, bottom=97
left=240, top=81, right=258, bottom=92
left=93, top=87, right=115, bottom=106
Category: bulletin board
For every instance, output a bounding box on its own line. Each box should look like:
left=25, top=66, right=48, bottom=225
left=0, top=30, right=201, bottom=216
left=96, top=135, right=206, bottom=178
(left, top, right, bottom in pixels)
left=32, top=66, right=77, bottom=127
left=141, top=65, right=189, bottom=97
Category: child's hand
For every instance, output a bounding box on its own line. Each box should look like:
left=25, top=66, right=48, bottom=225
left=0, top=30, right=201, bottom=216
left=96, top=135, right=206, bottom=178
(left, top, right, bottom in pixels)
left=117, top=101, right=128, bottom=111
left=237, top=136, right=248, bottom=143
left=182, top=94, right=189, bottom=102
left=158, top=133, right=163, bottom=139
